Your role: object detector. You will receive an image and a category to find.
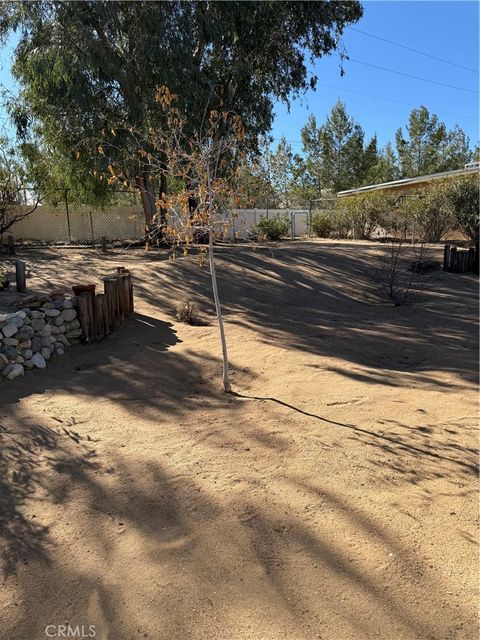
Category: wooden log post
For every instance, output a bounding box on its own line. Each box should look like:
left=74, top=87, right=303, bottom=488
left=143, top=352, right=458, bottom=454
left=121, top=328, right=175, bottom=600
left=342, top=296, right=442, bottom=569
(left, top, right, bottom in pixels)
left=104, top=278, right=120, bottom=331
left=78, top=293, right=92, bottom=342
left=93, top=294, right=106, bottom=340
left=116, top=267, right=133, bottom=315
left=86, top=292, right=95, bottom=340
left=100, top=294, right=110, bottom=336
left=15, top=259, right=26, bottom=293
left=115, top=274, right=125, bottom=323
left=457, top=251, right=463, bottom=273
left=101, top=236, right=108, bottom=253
left=468, top=247, right=475, bottom=272
left=7, top=235, right=15, bottom=256
left=443, top=245, right=451, bottom=272
left=449, top=246, right=457, bottom=272
left=118, top=273, right=130, bottom=320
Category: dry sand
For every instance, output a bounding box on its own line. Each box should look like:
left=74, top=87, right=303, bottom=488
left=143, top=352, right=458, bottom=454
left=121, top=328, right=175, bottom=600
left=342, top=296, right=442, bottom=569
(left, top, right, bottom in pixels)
left=0, top=240, right=478, bottom=640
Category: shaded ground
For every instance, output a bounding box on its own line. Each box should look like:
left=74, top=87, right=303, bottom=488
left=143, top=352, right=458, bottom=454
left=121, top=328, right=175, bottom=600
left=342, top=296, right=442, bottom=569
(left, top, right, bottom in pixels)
left=0, top=240, right=478, bottom=640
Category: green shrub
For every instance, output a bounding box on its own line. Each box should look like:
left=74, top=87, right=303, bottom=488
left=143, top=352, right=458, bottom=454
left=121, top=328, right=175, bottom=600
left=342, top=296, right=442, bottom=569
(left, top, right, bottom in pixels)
left=331, top=198, right=355, bottom=239
left=311, top=212, right=332, bottom=238
left=399, top=182, right=454, bottom=243
left=334, top=192, right=395, bottom=240
left=256, top=215, right=290, bottom=240
left=445, top=175, right=479, bottom=245
left=353, top=192, right=395, bottom=239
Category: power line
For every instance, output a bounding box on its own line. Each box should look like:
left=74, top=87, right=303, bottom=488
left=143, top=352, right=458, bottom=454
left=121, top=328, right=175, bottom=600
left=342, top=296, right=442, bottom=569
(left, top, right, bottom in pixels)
left=343, top=56, right=478, bottom=94
left=315, top=82, right=478, bottom=122
left=350, top=27, right=479, bottom=74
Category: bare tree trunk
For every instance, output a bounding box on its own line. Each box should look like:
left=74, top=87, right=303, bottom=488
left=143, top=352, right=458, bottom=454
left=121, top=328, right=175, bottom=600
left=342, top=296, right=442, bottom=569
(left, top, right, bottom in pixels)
left=136, top=175, right=153, bottom=225
left=208, top=227, right=231, bottom=393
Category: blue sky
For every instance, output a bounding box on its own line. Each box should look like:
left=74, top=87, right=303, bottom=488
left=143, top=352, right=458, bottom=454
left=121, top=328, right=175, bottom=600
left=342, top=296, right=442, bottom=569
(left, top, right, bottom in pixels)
left=0, top=1, right=478, bottom=154
left=271, top=0, right=479, bottom=153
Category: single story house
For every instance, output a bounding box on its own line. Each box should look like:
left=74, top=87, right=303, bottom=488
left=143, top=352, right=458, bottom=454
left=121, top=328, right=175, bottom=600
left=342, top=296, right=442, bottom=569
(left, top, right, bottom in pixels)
left=337, top=162, right=479, bottom=199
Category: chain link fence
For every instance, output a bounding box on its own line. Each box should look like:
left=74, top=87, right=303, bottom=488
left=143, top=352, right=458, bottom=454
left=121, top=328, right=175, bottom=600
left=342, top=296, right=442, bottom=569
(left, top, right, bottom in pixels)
left=1, top=190, right=146, bottom=247
left=1, top=188, right=316, bottom=247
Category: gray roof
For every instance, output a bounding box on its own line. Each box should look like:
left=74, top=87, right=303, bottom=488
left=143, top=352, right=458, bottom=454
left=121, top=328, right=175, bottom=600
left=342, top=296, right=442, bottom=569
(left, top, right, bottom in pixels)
left=337, top=164, right=479, bottom=197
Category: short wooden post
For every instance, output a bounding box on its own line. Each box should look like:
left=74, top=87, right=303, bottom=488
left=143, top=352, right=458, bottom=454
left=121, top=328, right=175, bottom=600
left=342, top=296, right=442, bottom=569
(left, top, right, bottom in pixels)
left=86, top=291, right=95, bottom=339
left=104, top=278, right=120, bottom=331
left=78, top=293, right=91, bottom=342
left=115, top=274, right=125, bottom=323
left=449, top=246, right=457, bottom=272
left=15, top=259, right=26, bottom=293
left=468, top=247, right=475, bottom=272
left=100, top=294, right=110, bottom=336
left=7, top=235, right=15, bottom=255
left=443, top=245, right=450, bottom=272
left=101, top=236, right=108, bottom=253
left=93, top=294, right=106, bottom=340
left=118, top=274, right=130, bottom=319
left=116, top=268, right=133, bottom=314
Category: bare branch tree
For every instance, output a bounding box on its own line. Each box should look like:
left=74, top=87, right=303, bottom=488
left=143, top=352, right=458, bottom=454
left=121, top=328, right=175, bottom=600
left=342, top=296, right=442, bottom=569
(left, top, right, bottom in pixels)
left=83, top=87, right=245, bottom=391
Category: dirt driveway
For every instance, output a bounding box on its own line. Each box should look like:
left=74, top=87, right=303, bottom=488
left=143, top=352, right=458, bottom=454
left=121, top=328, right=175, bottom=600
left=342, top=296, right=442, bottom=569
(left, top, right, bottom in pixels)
left=1, top=241, right=478, bottom=640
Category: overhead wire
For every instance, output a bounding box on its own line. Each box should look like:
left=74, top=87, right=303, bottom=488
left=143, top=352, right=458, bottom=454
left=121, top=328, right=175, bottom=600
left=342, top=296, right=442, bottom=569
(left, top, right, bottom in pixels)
left=350, top=27, right=479, bottom=74
left=341, top=56, right=478, bottom=94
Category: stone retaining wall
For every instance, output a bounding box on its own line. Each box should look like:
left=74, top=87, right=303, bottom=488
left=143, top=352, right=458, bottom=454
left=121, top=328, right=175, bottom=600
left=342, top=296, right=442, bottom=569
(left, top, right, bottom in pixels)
left=0, top=295, right=81, bottom=380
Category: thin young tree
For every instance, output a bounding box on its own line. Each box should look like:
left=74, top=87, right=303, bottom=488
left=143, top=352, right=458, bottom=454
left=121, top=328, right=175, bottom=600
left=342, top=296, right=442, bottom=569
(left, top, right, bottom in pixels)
left=85, top=88, right=243, bottom=391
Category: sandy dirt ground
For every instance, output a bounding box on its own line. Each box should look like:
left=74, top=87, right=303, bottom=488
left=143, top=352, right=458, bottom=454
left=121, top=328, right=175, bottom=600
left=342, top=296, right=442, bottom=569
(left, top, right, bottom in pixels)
left=0, top=240, right=478, bottom=640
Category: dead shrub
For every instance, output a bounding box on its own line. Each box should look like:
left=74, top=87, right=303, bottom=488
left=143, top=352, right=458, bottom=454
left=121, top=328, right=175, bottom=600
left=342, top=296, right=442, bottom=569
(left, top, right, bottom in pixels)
left=175, top=300, right=200, bottom=325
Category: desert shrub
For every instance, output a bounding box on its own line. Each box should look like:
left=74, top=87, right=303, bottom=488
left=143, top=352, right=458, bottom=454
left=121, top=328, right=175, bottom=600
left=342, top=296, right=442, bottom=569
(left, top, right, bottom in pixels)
left=176, top=300, right=200, bottom=325
left=444, top=174, right=479, bottom=245
left=333, top=193, right=394, bottom=240
left=399, top=182, right=454, bottom=243
left=311, top=212, right=332, bottom=237
left=352, top=192, right=395, bottom=239
left=330, top=200, right=355, bottom=238
left=376, top=213, right=429, bottom=305
left=256, top=215, right=289, bottom=240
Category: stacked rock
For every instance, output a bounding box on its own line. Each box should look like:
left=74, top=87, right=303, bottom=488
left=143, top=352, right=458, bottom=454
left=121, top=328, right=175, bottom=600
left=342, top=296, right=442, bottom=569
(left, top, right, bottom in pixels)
left=0, top=295, right=80, bottom=380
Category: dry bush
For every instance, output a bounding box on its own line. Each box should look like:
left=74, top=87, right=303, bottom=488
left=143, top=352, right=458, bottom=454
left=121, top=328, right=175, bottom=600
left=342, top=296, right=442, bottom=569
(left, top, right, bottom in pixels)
left=175, top=300, right=200, bottom=325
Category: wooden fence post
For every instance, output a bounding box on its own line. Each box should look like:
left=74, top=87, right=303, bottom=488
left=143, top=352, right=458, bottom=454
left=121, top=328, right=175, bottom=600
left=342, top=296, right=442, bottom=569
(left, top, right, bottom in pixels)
left=104, top=278, right=120, bottom=331
left=93, top=294, right=106, bottom=340
left=15, top=259, right=26, bottom=293
left=443, top=245, right=450, bottom=271
left=78, top=293, right=91, bottom=342
left=449, top=246, right=457, bottom=272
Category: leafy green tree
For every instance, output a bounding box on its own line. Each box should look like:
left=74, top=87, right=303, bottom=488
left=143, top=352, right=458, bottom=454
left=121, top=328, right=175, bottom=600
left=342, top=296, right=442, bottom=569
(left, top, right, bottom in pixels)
left=233, top=159, right=276, bottom=208
left=361, top=134, right=379, bottom=184
left=299, top=115, right=324, bottom=195
left=0, top=0, right=363, bottom=223
left=395, top=106, right=472, bottom=177
left=365, top=142, right=399, bottom=185
left=299, top=101, right=366, bottom=194
left=268, top=137, right=295, bottom=207
left=441, top=126, right=473, bottom=171
left=445, top=174, right=479, bottom=246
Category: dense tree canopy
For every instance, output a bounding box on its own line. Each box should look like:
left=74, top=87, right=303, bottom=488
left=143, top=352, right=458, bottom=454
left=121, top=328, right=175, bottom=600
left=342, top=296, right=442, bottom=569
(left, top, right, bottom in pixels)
left=395, top=106, right=472, bottom=177
left=0, top=0, right=363, bottom=218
